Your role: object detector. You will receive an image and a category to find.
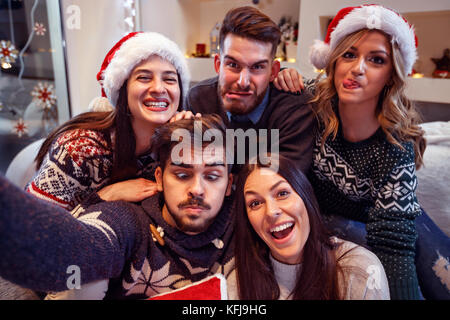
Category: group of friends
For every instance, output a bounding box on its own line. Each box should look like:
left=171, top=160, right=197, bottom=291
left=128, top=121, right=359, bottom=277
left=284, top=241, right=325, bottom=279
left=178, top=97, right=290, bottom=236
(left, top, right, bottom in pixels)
left=0, top=4, right=449, bottom=300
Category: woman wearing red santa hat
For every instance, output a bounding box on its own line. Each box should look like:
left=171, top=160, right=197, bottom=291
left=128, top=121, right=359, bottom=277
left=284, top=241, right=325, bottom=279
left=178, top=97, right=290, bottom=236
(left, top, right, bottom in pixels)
left=26, top=32, right=195, bottom=211
left=275, top=4, right=450, bottom=300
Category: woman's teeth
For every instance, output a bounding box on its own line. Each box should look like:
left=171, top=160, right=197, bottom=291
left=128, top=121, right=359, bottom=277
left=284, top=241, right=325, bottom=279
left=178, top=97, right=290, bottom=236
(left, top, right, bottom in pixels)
left=270, top=222, right=294, bottom=239
left=270, top=222, right=293, bottom=233
left=144, top=101, right=168, bottom=108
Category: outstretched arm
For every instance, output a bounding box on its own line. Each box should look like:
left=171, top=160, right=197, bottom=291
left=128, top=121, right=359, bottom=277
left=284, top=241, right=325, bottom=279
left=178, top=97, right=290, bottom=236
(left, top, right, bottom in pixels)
left=366, top=160, right=421, bottom=300
left=26, top=131, right=112, bottom=210
left=0, top=175, right=138, bottom=293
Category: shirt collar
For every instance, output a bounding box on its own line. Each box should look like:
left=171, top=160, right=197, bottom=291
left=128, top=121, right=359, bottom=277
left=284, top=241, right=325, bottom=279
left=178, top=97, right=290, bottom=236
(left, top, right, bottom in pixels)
left=226, top=89, right=269, bottom=124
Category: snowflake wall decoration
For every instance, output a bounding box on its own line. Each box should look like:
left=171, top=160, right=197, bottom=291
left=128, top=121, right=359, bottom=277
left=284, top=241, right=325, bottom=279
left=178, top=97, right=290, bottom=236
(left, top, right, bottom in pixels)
left=0, top=40, right=19, bottom=64
left=31, top=82, right=57, bottom=109
left=13, top=118, right=28, bottom=138
left=34, top=22, right=47, bottom=36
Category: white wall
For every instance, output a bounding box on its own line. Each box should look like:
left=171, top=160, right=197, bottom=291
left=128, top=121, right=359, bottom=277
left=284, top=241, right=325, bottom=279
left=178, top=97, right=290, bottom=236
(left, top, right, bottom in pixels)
left=403, top=10, right=450, bottom=77
left=62, top=0, right=132, bottom=116
left=138, top=0, right=188, bottom=54
left=139, top=0, right=300, bottom=56
left=184, top=0, right=299, bottom=56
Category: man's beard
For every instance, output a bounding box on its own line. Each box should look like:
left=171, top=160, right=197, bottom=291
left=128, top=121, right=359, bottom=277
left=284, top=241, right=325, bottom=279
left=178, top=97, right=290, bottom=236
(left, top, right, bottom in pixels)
left=217, top=82, right=267, bottom=116
left=166, top=195, right=215, bottom=234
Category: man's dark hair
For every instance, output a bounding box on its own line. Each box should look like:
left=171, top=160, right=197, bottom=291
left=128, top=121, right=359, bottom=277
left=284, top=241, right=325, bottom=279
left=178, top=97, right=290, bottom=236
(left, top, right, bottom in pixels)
left=219, top=6, right=281, bottom=58
left=151, top=114, right=230, bottom=172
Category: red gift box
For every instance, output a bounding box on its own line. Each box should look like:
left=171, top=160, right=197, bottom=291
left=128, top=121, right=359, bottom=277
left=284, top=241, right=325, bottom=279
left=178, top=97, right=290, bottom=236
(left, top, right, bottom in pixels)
left=149, top=274, right=227, bottom=300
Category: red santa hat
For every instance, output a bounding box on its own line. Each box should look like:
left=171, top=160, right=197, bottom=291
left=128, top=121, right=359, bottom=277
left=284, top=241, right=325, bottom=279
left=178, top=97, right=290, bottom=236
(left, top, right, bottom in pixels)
left=309, top=4, right=418, bottom=76
left=89, top=32, right=190, bottom=111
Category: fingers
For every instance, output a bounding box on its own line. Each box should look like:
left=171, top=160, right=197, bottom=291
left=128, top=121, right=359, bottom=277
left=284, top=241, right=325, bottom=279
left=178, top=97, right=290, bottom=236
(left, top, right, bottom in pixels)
left=284, top=71, right=297, bottom=93
left=123, top=179, right=158, bottom=202
left=273, top=77, right=282, bottom=91
left=283, top=69, right=306, bottom=93
left=169, top=111, right=202, bottom=123
left=169, top=112, right=178, bottom=123
left=140, top=178, right=157, bottom=187
left=276, top=72, right=292, bottom=92
left=295, top=71, right=305, bottom=91
left=287, top=69, right=304, bottom=92
left=136, top=180, right=159, bottom=200
left=169, top=111, right=184, bottom=123
left=142, top=185, right=158, bottom=197
left=274, top=69, right=303, bottom=93
left=181, top=111, right=194, bottom=120
left=273, top=69, right=299, bottom=93
left=98, top=179, right=159, bottom=202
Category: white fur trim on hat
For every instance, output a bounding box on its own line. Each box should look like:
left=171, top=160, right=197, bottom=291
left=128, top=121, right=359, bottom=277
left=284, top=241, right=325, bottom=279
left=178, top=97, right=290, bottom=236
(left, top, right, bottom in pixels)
left=309, top=39, right=331, bottom=70
left=309, top=5, right=417, bottom=75
left=102, top=32, right=190, bottom=107
left=88, top=96, right=114, bottom=112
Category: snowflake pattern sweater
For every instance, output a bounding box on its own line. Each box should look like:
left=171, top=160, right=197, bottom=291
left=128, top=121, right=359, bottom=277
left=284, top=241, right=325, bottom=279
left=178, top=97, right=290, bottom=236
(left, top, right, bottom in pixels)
left=0, top=175, right=235, bottom=299
left=309, top=126, right=422, bottom=300
left=25, top=129, right=157, bottom=210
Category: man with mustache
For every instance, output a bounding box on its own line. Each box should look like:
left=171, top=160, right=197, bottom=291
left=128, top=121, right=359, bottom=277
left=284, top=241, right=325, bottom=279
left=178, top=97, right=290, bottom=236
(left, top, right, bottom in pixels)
left=0, top=115, right=234, bottom=299
left=186, top=6, right=315, bottom=173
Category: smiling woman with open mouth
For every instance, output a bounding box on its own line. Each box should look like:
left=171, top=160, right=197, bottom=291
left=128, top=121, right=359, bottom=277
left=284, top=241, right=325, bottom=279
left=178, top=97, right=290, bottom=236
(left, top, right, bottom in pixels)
left=27, top=32, right=197, bottom=212
left=228, top=154, right=390, bottom=300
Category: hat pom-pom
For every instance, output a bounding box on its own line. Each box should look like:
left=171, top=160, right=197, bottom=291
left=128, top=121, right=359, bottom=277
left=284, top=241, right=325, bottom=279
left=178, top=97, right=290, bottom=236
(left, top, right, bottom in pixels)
left=88, top=96, right=114, bottom=112
left=309, top=40, right=331, bottom=70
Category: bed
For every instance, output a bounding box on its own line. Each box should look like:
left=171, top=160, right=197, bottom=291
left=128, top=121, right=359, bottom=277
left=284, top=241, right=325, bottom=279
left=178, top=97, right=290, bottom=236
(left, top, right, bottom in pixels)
left=416, top=121, right=450, bottom=237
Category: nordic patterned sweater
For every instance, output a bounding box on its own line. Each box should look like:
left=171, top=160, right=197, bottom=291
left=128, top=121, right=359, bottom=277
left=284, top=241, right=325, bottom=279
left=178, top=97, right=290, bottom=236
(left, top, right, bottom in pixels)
left=0, top=175, right=235, bottom=299
left=25, top=129, right=157, bottom=210
left=309, top=126, right=422, bottom=300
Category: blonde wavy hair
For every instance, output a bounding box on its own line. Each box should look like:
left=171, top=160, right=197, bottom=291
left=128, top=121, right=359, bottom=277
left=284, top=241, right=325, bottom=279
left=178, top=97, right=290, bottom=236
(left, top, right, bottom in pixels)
left=311, top=29, right=426, bottom=169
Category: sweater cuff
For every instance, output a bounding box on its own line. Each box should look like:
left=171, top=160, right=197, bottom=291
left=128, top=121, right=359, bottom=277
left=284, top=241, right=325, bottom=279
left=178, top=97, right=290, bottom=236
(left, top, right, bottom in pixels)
left=389, top=277, right=422, bottom=300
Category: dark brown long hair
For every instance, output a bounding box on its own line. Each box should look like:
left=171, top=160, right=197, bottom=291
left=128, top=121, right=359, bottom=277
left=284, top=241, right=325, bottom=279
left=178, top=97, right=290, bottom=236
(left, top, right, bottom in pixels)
left=35, top=73, right=184, bottom=184
left=234, top=154, right=342, bottom=299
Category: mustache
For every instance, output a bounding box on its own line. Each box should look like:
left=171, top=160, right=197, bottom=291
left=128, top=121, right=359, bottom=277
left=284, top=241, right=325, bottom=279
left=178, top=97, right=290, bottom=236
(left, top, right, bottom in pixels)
left=234, top=84, right=251, bottom=92
left=178, top=196, right=211, bottom=210
left=219, top=83, right=253, bottom=94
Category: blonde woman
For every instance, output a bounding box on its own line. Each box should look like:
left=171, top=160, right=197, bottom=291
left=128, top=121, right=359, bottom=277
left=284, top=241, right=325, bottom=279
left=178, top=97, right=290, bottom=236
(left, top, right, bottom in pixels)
left=275, top=5, right=449, bottom=300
